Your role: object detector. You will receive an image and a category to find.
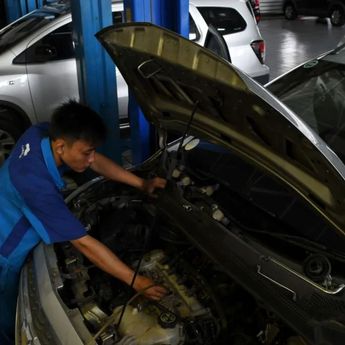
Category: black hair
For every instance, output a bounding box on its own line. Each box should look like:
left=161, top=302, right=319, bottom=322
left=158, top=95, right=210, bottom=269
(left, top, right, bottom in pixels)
left=49, top=100, right=107, bottom=146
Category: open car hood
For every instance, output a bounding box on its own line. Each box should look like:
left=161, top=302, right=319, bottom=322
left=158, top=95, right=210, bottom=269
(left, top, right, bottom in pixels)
left=96, top=23, right=345, bottom=234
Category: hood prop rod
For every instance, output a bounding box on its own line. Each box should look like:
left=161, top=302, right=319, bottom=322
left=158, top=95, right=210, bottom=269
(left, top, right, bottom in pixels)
left=166, top=100, right=199, bottom=181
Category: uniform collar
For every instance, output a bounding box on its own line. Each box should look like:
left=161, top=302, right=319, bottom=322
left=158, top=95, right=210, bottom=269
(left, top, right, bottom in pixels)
left=41, top=137, right=65, bottom=190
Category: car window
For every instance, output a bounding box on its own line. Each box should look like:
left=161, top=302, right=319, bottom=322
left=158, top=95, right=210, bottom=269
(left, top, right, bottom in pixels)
left=197, top=7, right=247, bottom=35
left=267, top=57, right=345, bottom=163
left=0, top=8, right=68, bottom=54
left=13, top=11, right=124, bottom=65
left=13, top=22, right=75, bottom=64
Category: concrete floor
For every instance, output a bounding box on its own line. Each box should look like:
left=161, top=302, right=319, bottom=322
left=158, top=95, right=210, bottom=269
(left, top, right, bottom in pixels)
left=259, top=16, right=345, bottom=81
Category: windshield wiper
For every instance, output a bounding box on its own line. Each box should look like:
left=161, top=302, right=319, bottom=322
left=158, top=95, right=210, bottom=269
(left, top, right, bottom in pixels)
left=243, top=226, right=345, bottom=263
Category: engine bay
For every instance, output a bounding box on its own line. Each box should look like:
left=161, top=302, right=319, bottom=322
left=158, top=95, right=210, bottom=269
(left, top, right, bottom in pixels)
left=54, top=147, right=322, bottom=345
left=57, top=194, right=305, bottom=345
left=52, top=140, right=345, bottom=344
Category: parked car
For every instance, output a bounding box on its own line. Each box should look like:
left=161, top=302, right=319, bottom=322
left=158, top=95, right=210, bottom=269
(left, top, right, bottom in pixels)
left=283, top=0, right=345, bottom=26
left=0, top=0, right=269, bottom=166
left=190, top=0, right=268, bottom=83
left=0, top=1, right=127, bottom=168
left=16, top=22, right=345, bottom=345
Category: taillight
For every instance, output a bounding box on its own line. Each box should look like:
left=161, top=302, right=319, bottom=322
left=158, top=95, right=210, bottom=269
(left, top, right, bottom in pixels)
left=254, top=0, right=261, bottom=22
left=255, top=12, right=261, bottom=23
left=251, top=40, right=265, bottom=64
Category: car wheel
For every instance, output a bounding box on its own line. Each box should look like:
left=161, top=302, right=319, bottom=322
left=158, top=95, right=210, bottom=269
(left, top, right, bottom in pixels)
left=0, top=109, right=26, bottom=166
left=284, top=2, right=297, bottom=20
left=330, top=6, right=345, bottom=26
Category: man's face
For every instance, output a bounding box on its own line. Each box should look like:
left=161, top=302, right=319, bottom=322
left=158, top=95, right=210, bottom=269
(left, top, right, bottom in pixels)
left=59, top=139, right=96, bottom=172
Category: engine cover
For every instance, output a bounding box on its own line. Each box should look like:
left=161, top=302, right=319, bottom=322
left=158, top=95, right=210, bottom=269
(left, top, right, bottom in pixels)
left=113, top=250, right=214, bottom=345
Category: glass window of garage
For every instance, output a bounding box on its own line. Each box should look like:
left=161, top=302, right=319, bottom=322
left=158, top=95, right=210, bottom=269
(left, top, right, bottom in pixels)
left=197, top=7, right=247, bottom=35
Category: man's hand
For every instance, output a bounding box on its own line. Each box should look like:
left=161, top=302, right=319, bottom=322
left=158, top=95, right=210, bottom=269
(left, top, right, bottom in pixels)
left=90, top=153, right=167, bottom=195
left=141, top=177, right=167, bottom=196
left=133, top=275, right=167, bottom=300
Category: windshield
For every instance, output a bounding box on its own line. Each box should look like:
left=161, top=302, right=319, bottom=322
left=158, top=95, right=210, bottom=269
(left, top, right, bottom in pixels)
left=267, top=46, right=345, bottom=162
left=0, top=5, right=69, bottom=54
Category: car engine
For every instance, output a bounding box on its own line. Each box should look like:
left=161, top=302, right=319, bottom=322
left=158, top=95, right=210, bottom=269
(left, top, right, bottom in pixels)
left=57, top=194, right=224, bottom=345
left=55, top=167, right=309, bottom=345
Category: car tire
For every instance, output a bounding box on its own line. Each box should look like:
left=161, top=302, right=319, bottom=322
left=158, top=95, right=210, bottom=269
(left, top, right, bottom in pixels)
left=284, top=2, right=297, bottom=20
left=0, top=108, right=26, bottom=166
left=330, top=6, right=345, bottom=26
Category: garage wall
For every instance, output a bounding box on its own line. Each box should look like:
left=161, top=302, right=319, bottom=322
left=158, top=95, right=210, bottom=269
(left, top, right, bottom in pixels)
left=260, top=0, right=284, bottom=14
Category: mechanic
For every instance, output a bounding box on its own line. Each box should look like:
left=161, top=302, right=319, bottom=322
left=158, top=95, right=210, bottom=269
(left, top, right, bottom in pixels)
left=0, top=100, right=167, bottom=345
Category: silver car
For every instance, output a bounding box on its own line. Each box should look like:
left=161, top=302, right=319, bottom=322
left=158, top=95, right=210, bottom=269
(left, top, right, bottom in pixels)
left=16, top=22, right=345, bottom=345
left=0, top=1, right=128, bottom=167
left=0, top=0, right=269, bottom=165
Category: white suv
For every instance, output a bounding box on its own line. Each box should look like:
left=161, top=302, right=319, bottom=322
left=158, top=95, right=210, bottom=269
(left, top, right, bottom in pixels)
left=0, top=0, right=269, bottom=164
left=190, top=0, right=269, bottom=83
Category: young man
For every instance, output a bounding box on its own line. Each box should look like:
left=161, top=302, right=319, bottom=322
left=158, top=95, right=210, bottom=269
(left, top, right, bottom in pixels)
left=0, top=100, right=166, bottom=345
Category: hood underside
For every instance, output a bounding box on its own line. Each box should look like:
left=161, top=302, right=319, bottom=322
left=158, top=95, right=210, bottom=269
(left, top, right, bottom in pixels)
left=96, top=22, right=345, bottom=234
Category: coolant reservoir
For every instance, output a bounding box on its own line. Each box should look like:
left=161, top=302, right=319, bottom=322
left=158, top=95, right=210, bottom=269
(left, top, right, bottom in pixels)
left=113, top=305, right=184, bottom=345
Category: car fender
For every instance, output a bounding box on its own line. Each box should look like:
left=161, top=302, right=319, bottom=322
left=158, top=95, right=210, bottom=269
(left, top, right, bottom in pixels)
left=0, top=100, right=32, bottom=129
left=0, top=73, right=36, bottom=123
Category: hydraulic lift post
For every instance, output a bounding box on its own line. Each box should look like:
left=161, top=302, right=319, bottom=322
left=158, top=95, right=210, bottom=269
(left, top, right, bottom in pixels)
left=71, top=0, right=121, bottom=163
left=124, top=0, right=189, bottom=164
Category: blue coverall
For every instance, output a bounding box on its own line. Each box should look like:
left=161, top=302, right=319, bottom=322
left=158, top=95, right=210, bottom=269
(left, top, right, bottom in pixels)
left=0, top=124, right=86, bottom=344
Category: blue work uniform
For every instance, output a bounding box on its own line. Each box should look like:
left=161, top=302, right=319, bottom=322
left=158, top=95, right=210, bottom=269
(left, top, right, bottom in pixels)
left=0, top=124, right=86, bottom=344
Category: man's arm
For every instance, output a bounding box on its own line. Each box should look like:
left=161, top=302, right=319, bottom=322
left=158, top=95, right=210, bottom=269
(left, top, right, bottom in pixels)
left=90, top=153, right=166, bottom=194
left=71, top=234, right=166, bottom=300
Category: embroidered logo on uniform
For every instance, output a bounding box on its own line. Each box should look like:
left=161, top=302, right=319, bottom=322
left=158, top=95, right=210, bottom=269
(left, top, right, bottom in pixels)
left=19, top=143, right=30, bottom=159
